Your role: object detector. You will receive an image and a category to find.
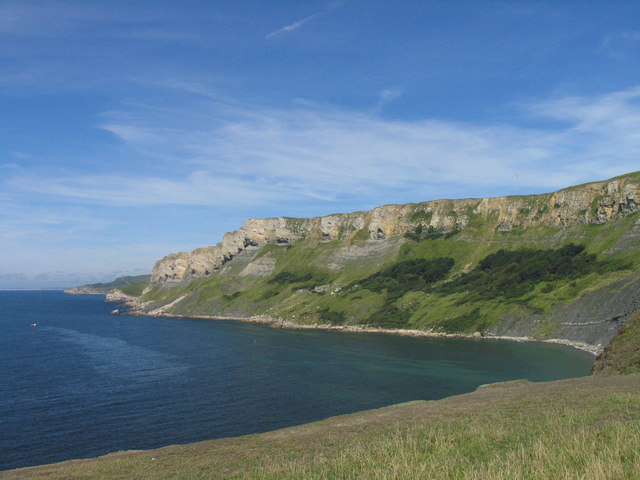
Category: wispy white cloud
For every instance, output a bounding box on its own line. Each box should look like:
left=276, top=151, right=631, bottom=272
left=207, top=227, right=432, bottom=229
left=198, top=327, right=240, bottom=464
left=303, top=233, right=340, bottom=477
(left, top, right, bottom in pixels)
left=379, top=88, right=403, bottom=102
left=8, top=171, right=315, bottom=207
left=0, top=202, right=118, bottom=232
left=598, top=30, right=640, bottom=58
left=524, top=87, right=640, bottom=167
left=528, top=86, right=640, bottom=127
left=374, top=88, right=403, bottom=111
left=7, top=87, right=640, bottom=210
left=266, top=11, right=324, bottom=39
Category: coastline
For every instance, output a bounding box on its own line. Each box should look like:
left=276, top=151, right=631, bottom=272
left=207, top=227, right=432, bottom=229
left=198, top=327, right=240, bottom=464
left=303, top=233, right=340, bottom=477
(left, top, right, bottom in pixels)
left=148, top=313, right=601, bottom=355
left=106, top=292, right=600, bottom=355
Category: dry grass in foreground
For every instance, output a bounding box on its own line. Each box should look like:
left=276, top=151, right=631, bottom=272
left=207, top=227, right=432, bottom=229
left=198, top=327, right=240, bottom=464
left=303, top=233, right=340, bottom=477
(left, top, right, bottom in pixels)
left=2, top=374, right=639, bottom=480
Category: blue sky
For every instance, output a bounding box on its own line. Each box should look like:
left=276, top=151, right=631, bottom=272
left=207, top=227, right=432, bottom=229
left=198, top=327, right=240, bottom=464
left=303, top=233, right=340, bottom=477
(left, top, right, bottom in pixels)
left=2, top=1, right=640, bottom=288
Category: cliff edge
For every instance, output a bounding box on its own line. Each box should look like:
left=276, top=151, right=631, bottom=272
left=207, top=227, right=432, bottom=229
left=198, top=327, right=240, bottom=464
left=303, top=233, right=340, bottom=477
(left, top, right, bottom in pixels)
left=132, top=172, right=640, bottom=354
left=150, top=175, right=639, bottom=286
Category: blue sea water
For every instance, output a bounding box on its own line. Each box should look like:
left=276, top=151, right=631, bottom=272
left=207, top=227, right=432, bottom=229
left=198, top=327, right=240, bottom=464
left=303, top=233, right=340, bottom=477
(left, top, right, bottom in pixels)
left=0, top=290, right=593, bottom=470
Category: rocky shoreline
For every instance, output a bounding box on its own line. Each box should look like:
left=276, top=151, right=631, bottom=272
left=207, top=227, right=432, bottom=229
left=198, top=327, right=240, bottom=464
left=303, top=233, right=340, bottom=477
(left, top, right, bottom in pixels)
left=64, top=287, right=104, bottom=294
left=105, top=291, right=600, bottom=355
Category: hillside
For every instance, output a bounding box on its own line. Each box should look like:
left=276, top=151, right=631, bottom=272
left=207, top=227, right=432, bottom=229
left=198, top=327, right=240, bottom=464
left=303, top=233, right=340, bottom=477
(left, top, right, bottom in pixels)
left=3, top=374, right=638, bottom=479
left=65, top=275, right=151, bottom=295
left=130, top=171, right=640, bottom=353
left=593, top=307, right=640, bottom=374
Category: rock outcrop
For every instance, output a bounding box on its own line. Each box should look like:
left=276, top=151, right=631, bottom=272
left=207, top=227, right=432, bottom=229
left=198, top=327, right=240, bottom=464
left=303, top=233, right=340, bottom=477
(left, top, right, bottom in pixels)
left=150, top=175, right=639, bottom=286
left=113, top=171, right=640, bottom=355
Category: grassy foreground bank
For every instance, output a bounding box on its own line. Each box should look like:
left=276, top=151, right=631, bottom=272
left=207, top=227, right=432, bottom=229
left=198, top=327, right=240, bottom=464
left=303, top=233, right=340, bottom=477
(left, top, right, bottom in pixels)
left=3, top=374, right=639, bottom=480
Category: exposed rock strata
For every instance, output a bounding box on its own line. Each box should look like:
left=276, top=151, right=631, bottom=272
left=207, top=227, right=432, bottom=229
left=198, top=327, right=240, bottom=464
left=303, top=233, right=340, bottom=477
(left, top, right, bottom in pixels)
left=128, top=173, right=640, bottom=355
left=105, top=289, right=138, bottom=305
left=150, top=176, right=639, bottom=286
left=490, top=274, right=640, bottom=351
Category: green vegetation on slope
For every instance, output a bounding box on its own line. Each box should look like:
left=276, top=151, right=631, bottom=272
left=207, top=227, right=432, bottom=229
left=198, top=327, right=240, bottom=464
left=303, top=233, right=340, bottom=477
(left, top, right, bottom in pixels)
left=357, top=257, right=455, bottom=297
left=5, top=375, right=639, bottom=480
left=117, top=282, right=149, bottom=297
left=344, top=243, right=629, bottom=332
left=593, top=308, right=640, bottom=375
left=137, top=167, right=640, bottom=338
left=139, top=210, right=639, bottom=338
left=351, top=257, right=454, bottom=328
left=440, top=243, right=627, bottom=300
left=68, top=275, right=151, bottom=294
left=267, top=270, right=330, bottom=288
left=404, top=224, right=460, bottom=241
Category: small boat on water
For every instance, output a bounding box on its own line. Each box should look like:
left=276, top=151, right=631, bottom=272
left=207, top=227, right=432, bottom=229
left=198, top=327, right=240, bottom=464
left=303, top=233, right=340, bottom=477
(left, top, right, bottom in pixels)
left=30, top=323, right=37, bottom=327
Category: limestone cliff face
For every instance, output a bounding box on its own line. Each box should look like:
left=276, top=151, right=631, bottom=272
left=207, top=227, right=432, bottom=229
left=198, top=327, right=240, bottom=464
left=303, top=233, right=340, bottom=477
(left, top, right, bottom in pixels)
left=150, top=175, right=639, bottom=286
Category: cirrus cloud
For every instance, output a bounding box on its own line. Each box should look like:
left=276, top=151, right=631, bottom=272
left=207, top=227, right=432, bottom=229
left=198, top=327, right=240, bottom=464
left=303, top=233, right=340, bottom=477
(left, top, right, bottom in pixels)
left=6, top=87, right=640, bottom=211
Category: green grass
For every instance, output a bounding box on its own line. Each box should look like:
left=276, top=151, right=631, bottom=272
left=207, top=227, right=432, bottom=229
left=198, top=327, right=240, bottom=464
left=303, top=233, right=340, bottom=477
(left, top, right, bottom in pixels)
left=408, top=208, right=433, bottom=223
left=439, top=243, right=627, bottom=300
left=267, top=270, right=330, bottom=287
left=118, top=282, right=148, bottom=297
left=5, top=374, right=639, bottom=480
left=255, top=398, right=640, bottom=480
left=593, top=308, right=640, bottom=375
left=334, top=242, right=631, bottom=333
left=69, top=275, right=151, bottom=294
left=135, top=168, right=640, bottom=334
left=534, top=320, right=558, bottom=339
left=356, top=257, right=454, bottom=297
left=137, top=210, right=640, bottom=335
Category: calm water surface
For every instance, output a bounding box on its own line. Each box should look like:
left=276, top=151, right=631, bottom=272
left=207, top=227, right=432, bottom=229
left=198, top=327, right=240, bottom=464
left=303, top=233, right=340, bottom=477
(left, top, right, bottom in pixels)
left=0, top=291, right=593, bottom=470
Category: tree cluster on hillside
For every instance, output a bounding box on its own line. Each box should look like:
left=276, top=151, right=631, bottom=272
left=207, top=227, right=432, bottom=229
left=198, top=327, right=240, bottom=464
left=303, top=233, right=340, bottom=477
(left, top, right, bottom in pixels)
left=440, top=243, right=627, bottom=299
left=358, top=257, right=455, bottom=299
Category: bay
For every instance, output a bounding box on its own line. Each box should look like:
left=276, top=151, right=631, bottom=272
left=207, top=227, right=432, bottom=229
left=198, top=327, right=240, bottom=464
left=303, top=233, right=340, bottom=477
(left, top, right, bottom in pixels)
left=0, top=291, right=593, bottom=470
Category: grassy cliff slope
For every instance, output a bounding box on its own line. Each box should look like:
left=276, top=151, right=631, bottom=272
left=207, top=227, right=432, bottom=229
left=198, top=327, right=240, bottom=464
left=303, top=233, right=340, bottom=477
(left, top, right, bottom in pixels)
left=65, top=275, right=151, bottom=295
left=3, top=374, right=638, bottom=480
left=135, top=172, right=640, bottom=351
left=593, top=308, right=640, bottom=374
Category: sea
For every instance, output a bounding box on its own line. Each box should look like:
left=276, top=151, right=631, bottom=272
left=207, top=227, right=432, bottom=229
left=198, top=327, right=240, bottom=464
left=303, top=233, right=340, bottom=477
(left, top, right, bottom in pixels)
left=0, top=290, right=594, bottom=471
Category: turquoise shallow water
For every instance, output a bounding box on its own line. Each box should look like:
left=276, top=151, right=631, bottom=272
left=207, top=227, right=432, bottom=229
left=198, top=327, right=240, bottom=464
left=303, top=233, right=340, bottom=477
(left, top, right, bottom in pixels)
left=0, top=290, right=593, bottom=470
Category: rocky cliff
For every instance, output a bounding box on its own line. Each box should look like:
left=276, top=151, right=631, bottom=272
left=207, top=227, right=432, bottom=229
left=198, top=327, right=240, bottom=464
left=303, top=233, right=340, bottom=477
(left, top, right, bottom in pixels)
left=151, top=175, right=639, bottom=286
left=135, top=172, right=640, bottom=355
